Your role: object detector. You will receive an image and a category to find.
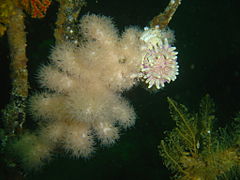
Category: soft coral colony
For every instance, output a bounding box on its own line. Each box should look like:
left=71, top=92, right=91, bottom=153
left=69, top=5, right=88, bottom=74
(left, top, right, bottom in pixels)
left=2, top=0, right=181, bottom=170
left=27, top=13, right=179, bottom=167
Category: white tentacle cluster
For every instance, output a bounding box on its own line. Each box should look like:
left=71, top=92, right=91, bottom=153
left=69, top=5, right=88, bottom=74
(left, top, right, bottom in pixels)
left=139, top=26, right=179, bottom=89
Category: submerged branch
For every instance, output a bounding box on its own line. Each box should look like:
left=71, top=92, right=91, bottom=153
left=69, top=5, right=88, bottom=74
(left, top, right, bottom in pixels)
left=3, top=6, right=28, bottom=136
left=150, top=0, right=182, bottom=29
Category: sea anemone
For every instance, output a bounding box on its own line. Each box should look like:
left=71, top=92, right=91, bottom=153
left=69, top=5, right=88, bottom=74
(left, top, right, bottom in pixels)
left=139, top=27, right=179, bottom=89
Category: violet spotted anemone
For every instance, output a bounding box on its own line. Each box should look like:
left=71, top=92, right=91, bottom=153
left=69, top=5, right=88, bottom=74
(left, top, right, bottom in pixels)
left=139, top=26, right=179, bottom=89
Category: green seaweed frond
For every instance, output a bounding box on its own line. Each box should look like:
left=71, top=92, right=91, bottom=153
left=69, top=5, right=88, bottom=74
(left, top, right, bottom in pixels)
left=197, top=95, right=216, bottom=154
left=159, top=95, right=240, bottom=180
left=167, top=97, right=198, bottom=154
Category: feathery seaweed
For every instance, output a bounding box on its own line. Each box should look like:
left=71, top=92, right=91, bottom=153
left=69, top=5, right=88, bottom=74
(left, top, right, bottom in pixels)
left=159, top=95, right=240, bottom=180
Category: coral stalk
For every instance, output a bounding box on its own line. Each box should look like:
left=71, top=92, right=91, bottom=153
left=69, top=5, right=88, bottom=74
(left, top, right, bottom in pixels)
left=3, top=6, right=28, bottom=135
left=54, top=0, right=86, bottom=45
left=150, top=0, right=182, bottom=29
